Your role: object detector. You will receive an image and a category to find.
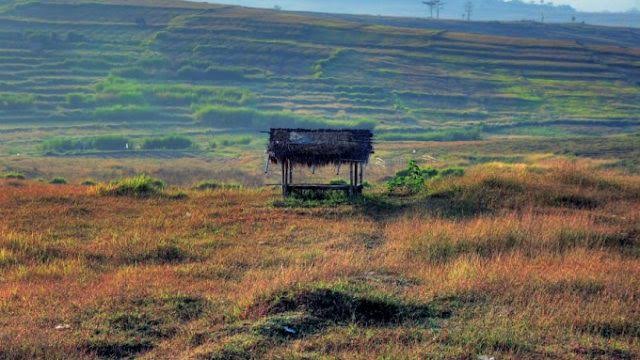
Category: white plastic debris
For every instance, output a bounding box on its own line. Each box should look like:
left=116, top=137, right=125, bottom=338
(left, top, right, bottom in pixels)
left=283, top=326, right=296, bottom=334
left=54, top=324, right=71, bottom=330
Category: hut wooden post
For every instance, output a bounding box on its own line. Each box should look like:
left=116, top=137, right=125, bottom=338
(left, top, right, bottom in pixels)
left=281, top=161, right=287, bottom=197
left=288, top=160, right=293, bottom=185
left=349, top=162, right=354, bottom=196
left=354, top=161, right=359, bottom=186
left=358, top=162, right=364, bottom=194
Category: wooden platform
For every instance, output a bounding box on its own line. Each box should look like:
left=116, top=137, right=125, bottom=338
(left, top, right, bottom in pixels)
left=285, top=184, right=363, bottom=195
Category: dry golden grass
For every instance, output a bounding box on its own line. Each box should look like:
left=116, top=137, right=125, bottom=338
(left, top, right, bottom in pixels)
left=0, top=160, right=638, bottom=359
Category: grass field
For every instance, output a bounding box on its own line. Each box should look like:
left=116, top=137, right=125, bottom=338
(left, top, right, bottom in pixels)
left=0, top=0, right=639, bottom=358
left=0, top=158, right=639, bottom=359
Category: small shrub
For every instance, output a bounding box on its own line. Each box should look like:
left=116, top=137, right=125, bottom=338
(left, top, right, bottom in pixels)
left=81, top=179, right=97, bottom=186
left=387, top=160, right=436, bottom=194
left=3, top=172, right=25, bottom=180
left=49, top=177, right=67, bottom=185
left=96, top=175, right=165, bottom=197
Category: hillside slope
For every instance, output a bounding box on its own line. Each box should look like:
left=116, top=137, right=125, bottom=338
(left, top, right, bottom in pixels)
left=0, top=0, right=639, bottom=136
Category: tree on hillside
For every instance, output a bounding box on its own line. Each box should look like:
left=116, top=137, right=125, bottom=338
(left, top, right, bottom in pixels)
left=423, top=0, right=445, bottom=19
left=464, top=0, right=473, bottom=21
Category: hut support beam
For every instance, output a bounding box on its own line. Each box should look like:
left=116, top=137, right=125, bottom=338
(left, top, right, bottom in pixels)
left=281, top=162, right=287, bottom=197
left=349, top=162, right=353, bottom=196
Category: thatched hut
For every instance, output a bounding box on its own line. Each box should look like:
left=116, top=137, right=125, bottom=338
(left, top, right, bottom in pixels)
left=267, top=128, right=374, bottom=196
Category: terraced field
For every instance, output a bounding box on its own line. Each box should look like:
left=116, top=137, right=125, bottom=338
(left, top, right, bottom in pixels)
left=0, top=0, right=639, bottom=135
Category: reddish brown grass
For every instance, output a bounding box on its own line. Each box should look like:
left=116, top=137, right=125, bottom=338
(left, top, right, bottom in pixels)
left=0, top=160, right=638, bottom=359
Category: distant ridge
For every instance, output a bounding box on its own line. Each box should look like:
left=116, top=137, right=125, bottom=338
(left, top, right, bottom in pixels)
left=211, top=0, right=640, bottom=28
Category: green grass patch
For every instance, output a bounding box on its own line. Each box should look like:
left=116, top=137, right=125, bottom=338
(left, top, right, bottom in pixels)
left=42, top=135, right=131, bottom=153
left=194, top=105, right=375, bottom=130
left=2, top=171, right=26, bottom=180
left=82, top=295, right=207, bottom=358
left=0, top=93, right=35, bottom=110
left=92, top=104, right=161, bottom=121
left=93, top=76, right=253, bottom=107
left=96, top=174, right=165, bottom=197
left=378, top=128, right=481, bottom=142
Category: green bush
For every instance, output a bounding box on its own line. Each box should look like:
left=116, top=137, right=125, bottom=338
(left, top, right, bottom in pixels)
left=141, top=135, right=193, bottom=150
left=387, top=162, right=467, bottom=194
left=96, top=175, right=165, bottom=197
left=49, top=177, right=67, bottom=185
left=387, top=160, right=433, bottom=194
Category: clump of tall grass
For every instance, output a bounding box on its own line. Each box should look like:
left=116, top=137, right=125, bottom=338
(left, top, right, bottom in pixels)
left=96, top=175, right=165, bottom=197
left=2, top=171, right=26, bottom=180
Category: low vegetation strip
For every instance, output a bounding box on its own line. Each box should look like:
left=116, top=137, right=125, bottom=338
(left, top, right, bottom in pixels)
left=193, top=105, right=376, bottom=130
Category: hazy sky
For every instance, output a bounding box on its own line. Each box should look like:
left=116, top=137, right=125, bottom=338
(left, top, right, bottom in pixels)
left=553, top=0, right=639, bottom=12
left=214, top=0, right=640, bottom=12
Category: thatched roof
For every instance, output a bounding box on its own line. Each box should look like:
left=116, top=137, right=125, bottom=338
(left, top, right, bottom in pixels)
left=268, top=128, right=374, bottom=167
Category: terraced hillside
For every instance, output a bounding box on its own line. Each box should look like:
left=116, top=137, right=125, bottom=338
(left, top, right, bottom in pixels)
left=0, top=0, right=639, bottom=141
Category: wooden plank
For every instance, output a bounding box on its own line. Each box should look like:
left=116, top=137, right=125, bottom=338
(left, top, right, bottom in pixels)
left=288, top=184, right=363, bottom=191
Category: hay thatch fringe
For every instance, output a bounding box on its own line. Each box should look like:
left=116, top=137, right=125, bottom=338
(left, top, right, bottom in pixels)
left=268, top=128, right=373, bottom=167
